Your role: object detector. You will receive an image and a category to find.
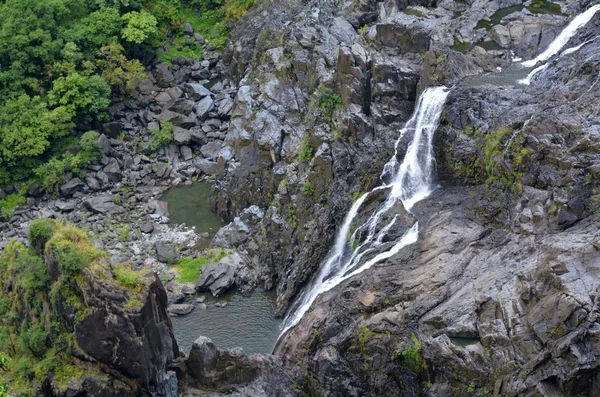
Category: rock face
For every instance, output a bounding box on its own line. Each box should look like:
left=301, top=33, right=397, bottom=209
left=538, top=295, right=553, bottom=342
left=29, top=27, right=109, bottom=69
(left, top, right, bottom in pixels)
left=202, top=0, right=600, bottom=395
left=181, top=336, right=293, bottom=396
left=0, top=220, right=179, bottom=396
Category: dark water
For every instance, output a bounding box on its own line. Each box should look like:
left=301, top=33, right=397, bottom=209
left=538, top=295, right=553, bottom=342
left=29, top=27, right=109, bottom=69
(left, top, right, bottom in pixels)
left=171, top=289, right=282, bottom=355
left=160, top=182, right=226, bottom=249
left=462, top=63, right=534, bottom=87
left=476, top=5, right=524, bottom=30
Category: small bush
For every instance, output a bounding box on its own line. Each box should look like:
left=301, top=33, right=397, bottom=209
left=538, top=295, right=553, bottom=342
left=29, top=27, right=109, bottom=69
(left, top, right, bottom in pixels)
left=150, top=121, right=174, bottom=151
left=317, top=85, right=343, bottom=124
left=303, top=182, right=314, bottom=196
left=298, top=133, right=314, bottom=163
left=175, top=250, right=228, bottom=283
left=79, top=131, right=104, bottom=163
left=28, top=219, right=57, bottom=255
left=0, top=190, right=26, bottom=220
left=113, top=263, right=145, bottom=290
left=401, top=334, right=427, bottom=373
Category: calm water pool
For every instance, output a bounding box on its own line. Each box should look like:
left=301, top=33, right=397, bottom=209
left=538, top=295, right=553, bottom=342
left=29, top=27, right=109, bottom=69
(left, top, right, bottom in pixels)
left=160, top=182, right=226, bottom=249
left=171, top=289, right=282, bottom=355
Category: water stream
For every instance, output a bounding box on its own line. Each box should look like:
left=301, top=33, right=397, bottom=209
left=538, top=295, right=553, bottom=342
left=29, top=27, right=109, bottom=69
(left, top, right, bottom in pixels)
left=281, top=87, right=450, bottom=335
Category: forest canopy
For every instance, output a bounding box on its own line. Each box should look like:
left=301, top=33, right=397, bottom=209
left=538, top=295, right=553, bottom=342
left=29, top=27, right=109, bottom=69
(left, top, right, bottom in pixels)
left=0, top=0, right=255, bottom=187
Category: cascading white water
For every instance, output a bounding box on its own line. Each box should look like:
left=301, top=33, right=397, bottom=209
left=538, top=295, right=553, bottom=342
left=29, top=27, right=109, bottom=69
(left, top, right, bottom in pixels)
left=522, top=4, right=600, bottom=67
left=519, top=4, right=600, bottom=85
left=280, top=86, right=449, bottom=335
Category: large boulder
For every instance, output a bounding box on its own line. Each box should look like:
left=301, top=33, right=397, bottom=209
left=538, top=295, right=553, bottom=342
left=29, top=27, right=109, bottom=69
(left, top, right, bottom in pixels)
left=83, top=196, right=125, bottom=214
left=59, top=178, right=85, bottom=196
left=195, top=262, right=235, bottom=296
left=155, top=241, right=180, bottom=263
left=184, top=336, right=256, bottom=388
left=166, top=98, right=195, bottom=115
left=195, top=96, right=214, bottom=121
left=167, top=303, right=194, bottom=315
left=200, top=141, right=222, bottom=159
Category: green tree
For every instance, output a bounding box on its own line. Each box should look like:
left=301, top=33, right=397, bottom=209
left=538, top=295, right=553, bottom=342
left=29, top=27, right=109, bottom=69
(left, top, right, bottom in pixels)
left=121, top=10, right=158, bottom=43
left=0, top=95, right=73, bottom=165
left=98, top=43, right=146, bottom=96
left=48, top=73, right=111, bottom=124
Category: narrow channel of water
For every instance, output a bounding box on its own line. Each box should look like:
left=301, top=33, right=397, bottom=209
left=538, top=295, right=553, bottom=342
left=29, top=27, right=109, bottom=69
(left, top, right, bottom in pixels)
left=160, top=182, right=225, bottom=249
left=171, top=289, right=282, bottom=355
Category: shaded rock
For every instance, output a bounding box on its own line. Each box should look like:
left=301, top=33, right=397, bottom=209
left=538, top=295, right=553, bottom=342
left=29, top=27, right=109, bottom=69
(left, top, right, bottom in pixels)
left=103, top=158, right=122, bottom=183
left=195, top=262, right=236, bottom=296
left=155, top=241, right=180, bottom=263
left=102, top=122, right=122, bottom=139
left=217, top=97, right=234, bottom=118
left=185, top=336, right=256, bottom=388
left=183, top=22, right=194, bottom=34
left=85, top=176, right=101, bottom=191
left=60, top=178, right=85, bottom=196
left=83, top=196, right=125, bottom=214
left=190, top=128, right=208, bottom=145
left=28, top=180, right=42, bottom=197
left=200, top=141, right=222, bottom=159
left=155, top=63, right=175, bottom=87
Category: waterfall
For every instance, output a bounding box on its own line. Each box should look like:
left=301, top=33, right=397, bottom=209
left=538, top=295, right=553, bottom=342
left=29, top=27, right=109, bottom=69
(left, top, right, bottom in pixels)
left=519, top=4, right=600, bottom=84
left=280, top=86, right=450, bottom=335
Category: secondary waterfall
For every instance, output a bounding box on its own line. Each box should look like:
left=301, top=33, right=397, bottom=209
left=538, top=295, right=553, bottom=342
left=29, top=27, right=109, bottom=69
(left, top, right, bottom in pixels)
left=519, top=4, right=600, bottom=84
left=280, top=86, right=450, bottom=335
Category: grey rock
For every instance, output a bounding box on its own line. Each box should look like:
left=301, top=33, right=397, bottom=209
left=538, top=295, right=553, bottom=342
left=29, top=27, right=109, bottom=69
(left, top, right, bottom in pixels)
left=216, top=97, right=234, bottom=118
left=190, top=128, right=208, bottom=145
left=185, top=83, right=212, bottom=101
left=166, top=98, right=195, bottom=115
left=103, top=158, right=122, bottom=183
left=173, top=127, right=191, bottom=145
left=196, top=159, right=218, bottom=176
left=155, top=241, right=180, bottom=264
left=83, top=196, right=125, bottom=214
left=194, top=33, right=205, bottom=43
left=195, top=261, right=236, bottom=296
left=55, top=200, right=77, bottom=212
left=491, top=25, right=511, bottom=48
left=148, top=200, right=170, bottom=217
left=141, top=223, right=154, bottom=234
left=200, top=141, right=222, bottom=160
left=180, top=145, right=193, bottom=161
left=167, top=304, right=194, bottom=315
left=27, top=180, right=42, bottom=197
left=183, top=22, right=194, bottom=34
left=85, top=176, right=101, bottom=191
left=59, top=178, right=85, bottom=196
left=195, top=96, right=214, bottom=121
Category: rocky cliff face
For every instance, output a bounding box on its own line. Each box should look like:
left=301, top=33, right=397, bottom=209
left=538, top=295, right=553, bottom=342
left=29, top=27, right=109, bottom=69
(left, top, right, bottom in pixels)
left=0, top=220, right=178, bottom=396
left=208, top=0, right=600, bottom=395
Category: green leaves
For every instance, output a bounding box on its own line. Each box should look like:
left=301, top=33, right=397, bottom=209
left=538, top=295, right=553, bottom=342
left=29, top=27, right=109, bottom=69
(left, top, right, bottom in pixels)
left=49, top=73, right=111, bottom=124
left=0, top=95, right=74, bottom=165
left=121, top=10, right=158, bottom=43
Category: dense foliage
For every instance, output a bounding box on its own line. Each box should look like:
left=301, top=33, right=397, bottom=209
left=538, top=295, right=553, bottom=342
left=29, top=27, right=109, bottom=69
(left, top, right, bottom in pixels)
left=0, top=0, right=258, bottom=188
left=0, top=219, right=148, bottom=393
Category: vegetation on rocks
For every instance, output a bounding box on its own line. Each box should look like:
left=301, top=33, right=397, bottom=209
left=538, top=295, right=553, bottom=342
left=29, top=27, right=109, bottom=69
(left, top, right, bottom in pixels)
left=175, top=249, right=228, bottom=282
